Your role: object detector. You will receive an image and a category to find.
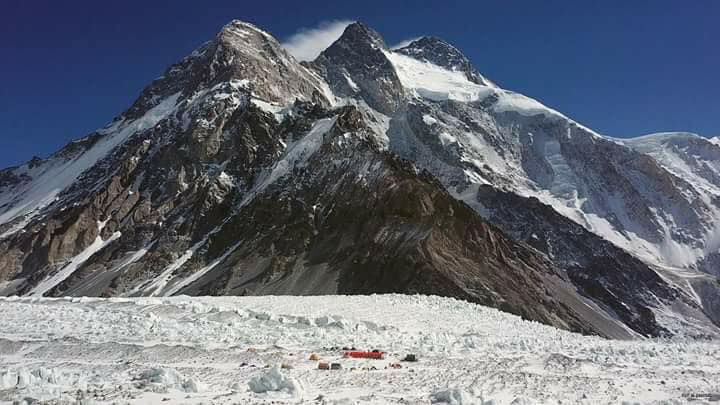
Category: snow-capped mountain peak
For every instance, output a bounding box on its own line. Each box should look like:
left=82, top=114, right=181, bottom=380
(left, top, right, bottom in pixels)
left=1, top=19, right=719, bottom=340
left=395, top=36, right=493, bottom=86
left=333, top=21, right=388, bottom=50
left=312, top=22, right=405, bottom=114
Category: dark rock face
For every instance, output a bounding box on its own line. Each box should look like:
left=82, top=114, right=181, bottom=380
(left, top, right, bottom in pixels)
left=0, top=168, right=28, bottom=191
left=0, top=19, right=718, bottom=340
left=312, top=22, right=406, bottom=114
left=474, top=185, right=680, bottom=337
left=0, top=100, right=601, bottom=335
left=188, top=129, right=600, bottom=336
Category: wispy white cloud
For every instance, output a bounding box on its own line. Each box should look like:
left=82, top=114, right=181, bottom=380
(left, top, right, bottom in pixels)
left=282, top=20, right=354, bottom=62
left=390, top=37, right=423, bottom=50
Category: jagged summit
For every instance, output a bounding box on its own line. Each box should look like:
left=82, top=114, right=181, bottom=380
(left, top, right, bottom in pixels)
left=312, top=21, right=405, bottom=113
left=395, top=36, right=491, bottom=86
left=334, top=21, right=388, bottom=49
left=124, top=19, right=333, bottom=121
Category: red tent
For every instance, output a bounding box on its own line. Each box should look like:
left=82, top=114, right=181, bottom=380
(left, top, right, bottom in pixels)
left=344, top=351, right=385, bottom=359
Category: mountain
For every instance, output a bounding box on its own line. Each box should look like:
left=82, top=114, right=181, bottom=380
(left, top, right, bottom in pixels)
left=0, top=20, right=718, bottom=339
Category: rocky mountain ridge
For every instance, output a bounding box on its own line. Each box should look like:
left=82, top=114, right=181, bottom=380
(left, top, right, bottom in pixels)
left=1, top=20, right=718, bottom=339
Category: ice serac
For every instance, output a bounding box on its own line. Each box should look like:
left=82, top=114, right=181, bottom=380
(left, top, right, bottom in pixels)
left=0, top=19, right=718, bottom=339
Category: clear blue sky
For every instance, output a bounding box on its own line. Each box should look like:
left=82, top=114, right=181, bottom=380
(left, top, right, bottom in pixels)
left=1, top=0, right=718, bottom=169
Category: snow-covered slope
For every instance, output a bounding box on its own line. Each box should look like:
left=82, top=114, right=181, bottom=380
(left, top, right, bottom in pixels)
left=384, top=49, right=706, bottom=267
left=383, top=50, right=494, bottom=102
left=313, top=28, right=720, bottom=334
left=618, top=132, right=720, bottom=264
left=0, top=20, right=718, bottom=340
left=0, top=93, right=181, bottom=238
left=370, top=37, right=720, bottom=281
left=1, top=294, right=718, bottom=404
left=384, top=48, right=567, bottom=118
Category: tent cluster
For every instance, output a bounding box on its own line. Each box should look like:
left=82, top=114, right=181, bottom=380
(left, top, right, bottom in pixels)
left=309, top=349, right=418, bottom=371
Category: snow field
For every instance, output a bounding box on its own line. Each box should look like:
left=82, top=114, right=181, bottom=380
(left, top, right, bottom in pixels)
left=0, top=294, right=718, bottom=404
left=384, top=49, right=567, bottom=121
